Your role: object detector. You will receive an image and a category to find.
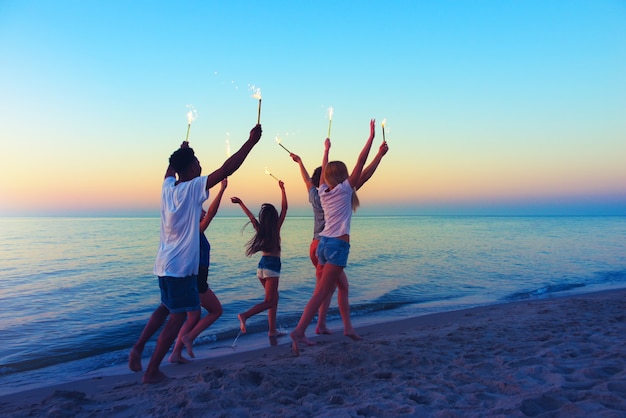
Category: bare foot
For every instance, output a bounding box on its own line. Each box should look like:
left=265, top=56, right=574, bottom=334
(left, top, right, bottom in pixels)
left=168, top=351, right=190, bottom=364
left=315, top=326, right=332, bottom=335
left=238, top=314, right=247, bottom=333
left=142, top=370, right=169, bottom=384
left=345, top=330, right=362, bottom=341
left=290, top=331, right=300, bottom=356
left=290, top=331, right=316, bottom=356
left=128, top=347, right=142, bottom=372
left=182, top=334, right=195, bottom=359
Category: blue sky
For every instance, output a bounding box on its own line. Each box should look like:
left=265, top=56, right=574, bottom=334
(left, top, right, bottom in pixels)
left=1, top=0, right=625, bottom=216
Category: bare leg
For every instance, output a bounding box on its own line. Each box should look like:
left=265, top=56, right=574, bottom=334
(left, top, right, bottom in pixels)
left=291, top=264, right=339, bottom=354
left=316, top=287, right=335, bottom=334
left=337, top=271, right=361, bottom=340
left=143, top=311, right=187, bottom=384
left=183, top=289, right=223, bottom=343
left=168, top=310, right=200, bottom=363
left=239, top=277, right=279, bottom=335
left=129, top=304, right=169, bottom=372
left=311, top=240, right=333, bottom=334
left=264, top=278, right=280, bottom=336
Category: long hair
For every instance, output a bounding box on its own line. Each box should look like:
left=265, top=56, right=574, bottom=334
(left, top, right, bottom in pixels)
left=311, top=166, right=322, bottom=188
left=245, top=203, right=281, bottom=256
left=324, top=161, right=360, bottom=212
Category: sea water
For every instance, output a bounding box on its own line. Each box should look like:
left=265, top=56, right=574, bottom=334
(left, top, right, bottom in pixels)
left=1, top=215, right=625, bottom=395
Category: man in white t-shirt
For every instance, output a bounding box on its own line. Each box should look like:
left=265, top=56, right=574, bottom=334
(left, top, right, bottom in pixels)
left=129, top=124, right=262, bottom=383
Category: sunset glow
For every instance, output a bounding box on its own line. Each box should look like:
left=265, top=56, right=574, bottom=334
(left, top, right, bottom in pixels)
left=1, top=2, right=624, bottom=216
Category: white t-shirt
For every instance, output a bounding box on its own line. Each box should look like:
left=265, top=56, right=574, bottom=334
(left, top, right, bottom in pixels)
left=154, top=175, right=209, bottom=277
left=319, top=179, right=353, bottom=238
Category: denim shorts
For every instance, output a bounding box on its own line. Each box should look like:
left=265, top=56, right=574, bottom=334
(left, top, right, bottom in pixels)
left=257, top=255, right=281, bottom=278
left=159, top=275, right=200, bottom=313
left=317, top=236, right=350, bottom=267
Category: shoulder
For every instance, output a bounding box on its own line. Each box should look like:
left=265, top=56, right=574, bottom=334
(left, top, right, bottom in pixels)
left=162, top=176, right=176, bottom=188
left=338, top=179, right=352, bottom=192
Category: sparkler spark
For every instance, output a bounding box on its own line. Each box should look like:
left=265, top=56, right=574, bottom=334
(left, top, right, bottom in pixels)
left=381, top=118, right=387, bottom=142
left=250, top=85, right=262, bottom=124
left=250, top=85, right=262, bottom=100
left=185, top=104, right=198, bottom=142
left=186, top=105, right=198, bottom=125
left=275, top=136, right=292, bottom=154
left=225, top=133, right=231, bottom=157
left=264, top=167, right=280, bottom=181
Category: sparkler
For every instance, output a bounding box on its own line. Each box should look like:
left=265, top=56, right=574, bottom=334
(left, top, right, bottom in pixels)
left=381, top=118, right=387, bottom=142
left=250, top=85, right=262, bottom=124
left=265, top=167, right=280, bottom=181
left=275, top=136, right=292, bottom=154
left=185, top=105, right=197, bottom=142
left=225, top=133, right=231, bottom=157
left=327, top=106, right=334, bottom=138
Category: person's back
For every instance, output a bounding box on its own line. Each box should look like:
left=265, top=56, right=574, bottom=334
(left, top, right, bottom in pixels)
left=129, top=124, right=262, bottom=382
left=155, top=174, right=207, bottom=279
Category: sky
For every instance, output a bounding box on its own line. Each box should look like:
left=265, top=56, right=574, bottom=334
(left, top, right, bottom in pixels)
left=1, top=0, right=625, bottom=217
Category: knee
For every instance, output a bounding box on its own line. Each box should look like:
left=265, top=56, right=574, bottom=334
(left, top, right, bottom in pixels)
left=268, top=292, right=279, bottom=308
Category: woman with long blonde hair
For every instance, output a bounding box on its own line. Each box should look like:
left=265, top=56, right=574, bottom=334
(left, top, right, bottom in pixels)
left=290, top=119, right=379, bottom=354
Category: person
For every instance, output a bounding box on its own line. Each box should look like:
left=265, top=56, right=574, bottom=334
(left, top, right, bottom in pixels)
left=290, top=119, right=380, bottom=355
left=128, top=124, right=262, bottom=383
left=168, top=178, right=228, bottom=364
left=290, top=139, right=388, bottom=335
left=231, top=179, right=287, bottom=339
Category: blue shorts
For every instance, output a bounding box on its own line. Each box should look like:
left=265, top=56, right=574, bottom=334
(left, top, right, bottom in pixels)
left=159, top=275, right=200, bottom=313
left=317, top=236, right=350, bottom=267
left=257, top=255, right=281, bottom=278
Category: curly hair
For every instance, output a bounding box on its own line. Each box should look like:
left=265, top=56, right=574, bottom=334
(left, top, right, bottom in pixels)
left=169, top=148, right=196, bottom=173
left=245, top=203, right=281, bottom=256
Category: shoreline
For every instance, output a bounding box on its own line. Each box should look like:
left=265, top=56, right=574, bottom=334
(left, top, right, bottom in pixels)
left=1, top=288, right=625, bottom=416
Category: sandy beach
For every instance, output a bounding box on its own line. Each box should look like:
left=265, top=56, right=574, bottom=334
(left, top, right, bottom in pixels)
left=1, top=289, right=625, bottom=417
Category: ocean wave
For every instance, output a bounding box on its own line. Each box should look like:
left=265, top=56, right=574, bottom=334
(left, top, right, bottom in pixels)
left=505, top=283, right=586, bottom=301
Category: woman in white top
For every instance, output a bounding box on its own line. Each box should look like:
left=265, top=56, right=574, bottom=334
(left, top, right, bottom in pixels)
left=290, top=119, right=378, bottom=355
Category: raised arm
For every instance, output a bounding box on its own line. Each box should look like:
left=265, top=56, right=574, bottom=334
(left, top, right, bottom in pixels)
left=290, top=153, right=314, bottom=192
left=164, top=164, right=176, bottom=179
left=278, top=180, right=288, bottom=228
left=206, top=124, right=262, bottom=190
left=355, top=140, right=389, bottom=191
left=164, top=140, right=190, bottom=179
left=201, top=178, right=228, bottom=232
left=230, top=196, right=259, bottom=231
left=348, top=119, right=375, bottom=189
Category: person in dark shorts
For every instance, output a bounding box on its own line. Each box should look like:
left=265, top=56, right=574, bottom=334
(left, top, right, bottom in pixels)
left=169, top=178, right=228, bottom=364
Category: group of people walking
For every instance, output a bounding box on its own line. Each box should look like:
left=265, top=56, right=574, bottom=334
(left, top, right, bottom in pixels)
left=128, top=119, right=388, bottom=383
